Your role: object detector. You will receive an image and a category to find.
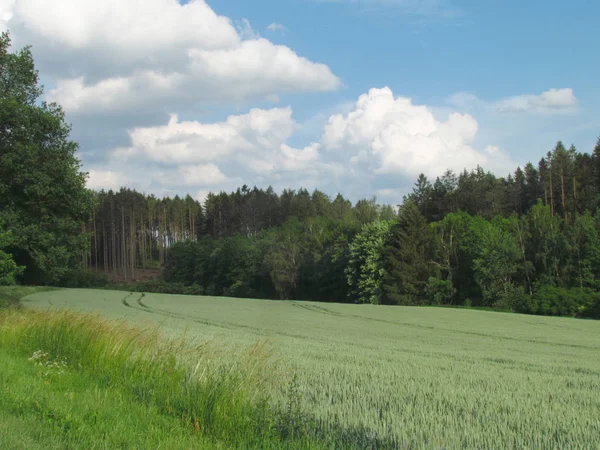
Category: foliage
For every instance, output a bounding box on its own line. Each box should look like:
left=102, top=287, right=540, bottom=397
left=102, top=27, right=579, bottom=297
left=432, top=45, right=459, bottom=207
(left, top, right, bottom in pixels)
left=0, top=217, right=23, bottom=285
left=470, top=217, right=522, bottom=308
left=424, top=277, right=456, bottom=304
left=345, top=220, right=393, bottom=304
left=381, top=202, right=437, bottom=305
left=133, top=279, right=204, bottom=296
left=55, top=269, right=108, bottom=288
left=514, top=285, right=600, bottom=318
left=0, top=33, right=93, bottom=284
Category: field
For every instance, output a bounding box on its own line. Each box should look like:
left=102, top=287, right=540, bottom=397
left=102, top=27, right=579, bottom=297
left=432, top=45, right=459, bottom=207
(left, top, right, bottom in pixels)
left=21, top=289, right=600, bottom=448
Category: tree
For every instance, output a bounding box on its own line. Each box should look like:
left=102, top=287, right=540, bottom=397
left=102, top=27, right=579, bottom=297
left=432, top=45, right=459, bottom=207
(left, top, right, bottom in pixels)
left=269, top=218, right=304, bottom=299
left=381, top=202, right=436, bottom=305
left=0, top=215, right=23, bottom=285
left=566, top=212, right=600, bottom=289
left=431, top=212, right=477, bottom=304
left=0, top=32, right=94, bottom=283
left=407, top=174, right=433, bottom=220
left=470, top=217, right=522, bottom=307
left=345, top=220, right=393, bottom=304
left=424, top=277, right=456, bottom=305
left=354, top=197, right=379, bottom=225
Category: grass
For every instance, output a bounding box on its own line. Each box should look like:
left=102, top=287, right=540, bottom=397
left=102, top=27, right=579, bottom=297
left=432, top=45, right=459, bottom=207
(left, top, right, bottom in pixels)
left=0, top=347, right=225, bottom=449
left=0, top=306, right=330, bottom=449
left=15, top=288, right=600, bottom=448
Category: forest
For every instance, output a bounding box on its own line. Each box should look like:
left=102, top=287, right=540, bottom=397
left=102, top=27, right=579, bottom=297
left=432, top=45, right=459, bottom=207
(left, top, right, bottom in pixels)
left=1, top=31, right=600, bottom=318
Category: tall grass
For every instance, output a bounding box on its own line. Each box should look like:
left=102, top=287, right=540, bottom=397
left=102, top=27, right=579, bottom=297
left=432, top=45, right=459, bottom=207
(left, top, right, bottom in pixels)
left=0, top=308, right=321, bottom=449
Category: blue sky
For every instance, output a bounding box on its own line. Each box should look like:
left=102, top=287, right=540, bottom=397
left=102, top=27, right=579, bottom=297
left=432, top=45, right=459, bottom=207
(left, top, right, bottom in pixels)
left=214, top=0, right=600, bottom=150
left=2, top=0, right=599, bottom=202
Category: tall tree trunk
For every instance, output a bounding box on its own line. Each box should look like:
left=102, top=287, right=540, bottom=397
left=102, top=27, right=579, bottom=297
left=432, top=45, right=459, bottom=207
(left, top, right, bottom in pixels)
left=103, top=219, right=108, bottom=274
left=549, top=171, right=554, bottom=216
left=561, top=167, right=566, bottom=220
left=131, top=208, right=136, bottom=279
left=121, top=204, right=127, bottom=280
left=111, top=201, right=117, bottom=274
left=93, top=210, right=98, bottom=270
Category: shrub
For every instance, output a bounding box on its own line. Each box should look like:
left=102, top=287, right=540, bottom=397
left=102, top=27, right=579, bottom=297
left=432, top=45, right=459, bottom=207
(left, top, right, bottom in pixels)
left=133, top=279, right=204, bottom=296
left=55, top=269, right=108, bottom=288
left=163, top=241, right=199, bottom=285
left=515, top=285, right=600, bottom=318
left=424, top=277, right=456, bottom=305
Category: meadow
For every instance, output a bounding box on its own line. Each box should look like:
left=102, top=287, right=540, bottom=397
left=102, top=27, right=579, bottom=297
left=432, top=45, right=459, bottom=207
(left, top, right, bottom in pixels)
left=14, top=288, right=600, bottom=449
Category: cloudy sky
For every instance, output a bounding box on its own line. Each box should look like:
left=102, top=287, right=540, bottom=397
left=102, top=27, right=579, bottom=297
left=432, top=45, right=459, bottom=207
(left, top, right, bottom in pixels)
left=2, top=0, right=599, bottom=203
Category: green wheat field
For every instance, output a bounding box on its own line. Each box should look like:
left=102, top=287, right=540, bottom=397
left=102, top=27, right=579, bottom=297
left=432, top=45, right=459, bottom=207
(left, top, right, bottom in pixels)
left=21, top=289, right=600, bottom=448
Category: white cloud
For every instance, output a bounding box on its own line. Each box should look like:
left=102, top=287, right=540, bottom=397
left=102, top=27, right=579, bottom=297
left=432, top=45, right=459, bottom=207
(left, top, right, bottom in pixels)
left=91, top=104, right=353, bottom=198
left=178, top=164, right=228, bottom=186
left=267, top=22, right=287, bottom=32
left=236, top=18, right=260, bottom=40
left=449, top=88, right=578, bottom=116
left=86, top=170, right=127, bottom=191
left=0, top=0, right=14, bottom=29
left=4, top=0, right=340, bottom=114
left=88, top=89, right=515, bottom=200
left=495, top=88, right=577, bottom=114
left=322, top=87, right=514, bottom=178
left=114, top=108, right=296, bottom=165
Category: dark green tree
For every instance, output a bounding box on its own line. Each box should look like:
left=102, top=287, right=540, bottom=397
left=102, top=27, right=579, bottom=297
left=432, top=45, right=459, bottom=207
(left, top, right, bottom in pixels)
left=381, top=202, right=436, bottom=305
left=0, top=32, right=93, bottom=283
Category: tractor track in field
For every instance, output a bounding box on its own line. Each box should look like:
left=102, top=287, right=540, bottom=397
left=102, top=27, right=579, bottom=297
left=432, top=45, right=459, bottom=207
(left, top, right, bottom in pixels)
left=293, top=300, right=599, bottom=351
left=121, top=294, right=340, bottom=343
left=291, top=302, right=343, bottom=317
left=133, top=297, right=597, bottom=375
left=35, top=291, right=597, bottom=376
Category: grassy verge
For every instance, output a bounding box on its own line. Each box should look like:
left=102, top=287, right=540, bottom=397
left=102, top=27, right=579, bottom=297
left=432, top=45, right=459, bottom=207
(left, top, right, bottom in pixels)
left=0, top=347, right=225, bottom=449
left=0, top=308, right=324, bottom=449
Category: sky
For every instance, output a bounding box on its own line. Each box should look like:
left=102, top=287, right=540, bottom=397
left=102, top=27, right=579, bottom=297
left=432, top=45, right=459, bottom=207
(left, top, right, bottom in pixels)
left=1, top=0, right=599, bottom=204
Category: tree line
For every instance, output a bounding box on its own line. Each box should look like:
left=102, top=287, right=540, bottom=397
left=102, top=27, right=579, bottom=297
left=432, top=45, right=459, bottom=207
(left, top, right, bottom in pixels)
left=157, top=140, right=600, bottom=317
left=1, top=32, right=599, bottom=317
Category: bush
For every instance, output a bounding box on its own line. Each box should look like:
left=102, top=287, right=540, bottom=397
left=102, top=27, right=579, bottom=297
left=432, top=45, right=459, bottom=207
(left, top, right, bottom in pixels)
left=515, top=286, right=600, bottom=318
left=163, top=241, right=199, bottom=285
left=55, top=269, right=108, bottom=288
left=424, top=277, right=456, bottom=305
left=578, top=296, right=600, bottom=319
left=133, top=280, right=204, bottom=296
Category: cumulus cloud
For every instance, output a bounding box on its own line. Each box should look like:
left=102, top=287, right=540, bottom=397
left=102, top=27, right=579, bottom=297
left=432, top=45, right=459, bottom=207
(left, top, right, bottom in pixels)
left=322, top=87, right=514, bottom=178
left=84, top=88, right=514, bottom=200
left=114, top=108, right=296, bottom=165
left=495, top=88, right=577, bottom=114
left=4, top=0, right=340, bottom=114
left=90, top=103, right=356, bottom=199
left=86, top=170, right=128, bottom=191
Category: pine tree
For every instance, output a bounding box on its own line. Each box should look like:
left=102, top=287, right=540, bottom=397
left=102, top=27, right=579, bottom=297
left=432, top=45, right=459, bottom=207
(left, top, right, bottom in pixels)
left=381, top=202, right=436, bottom=305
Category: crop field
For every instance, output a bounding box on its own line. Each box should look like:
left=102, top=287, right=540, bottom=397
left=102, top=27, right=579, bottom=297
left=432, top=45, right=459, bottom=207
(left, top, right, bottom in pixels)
left=23, top=289, right=600, bottom=448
